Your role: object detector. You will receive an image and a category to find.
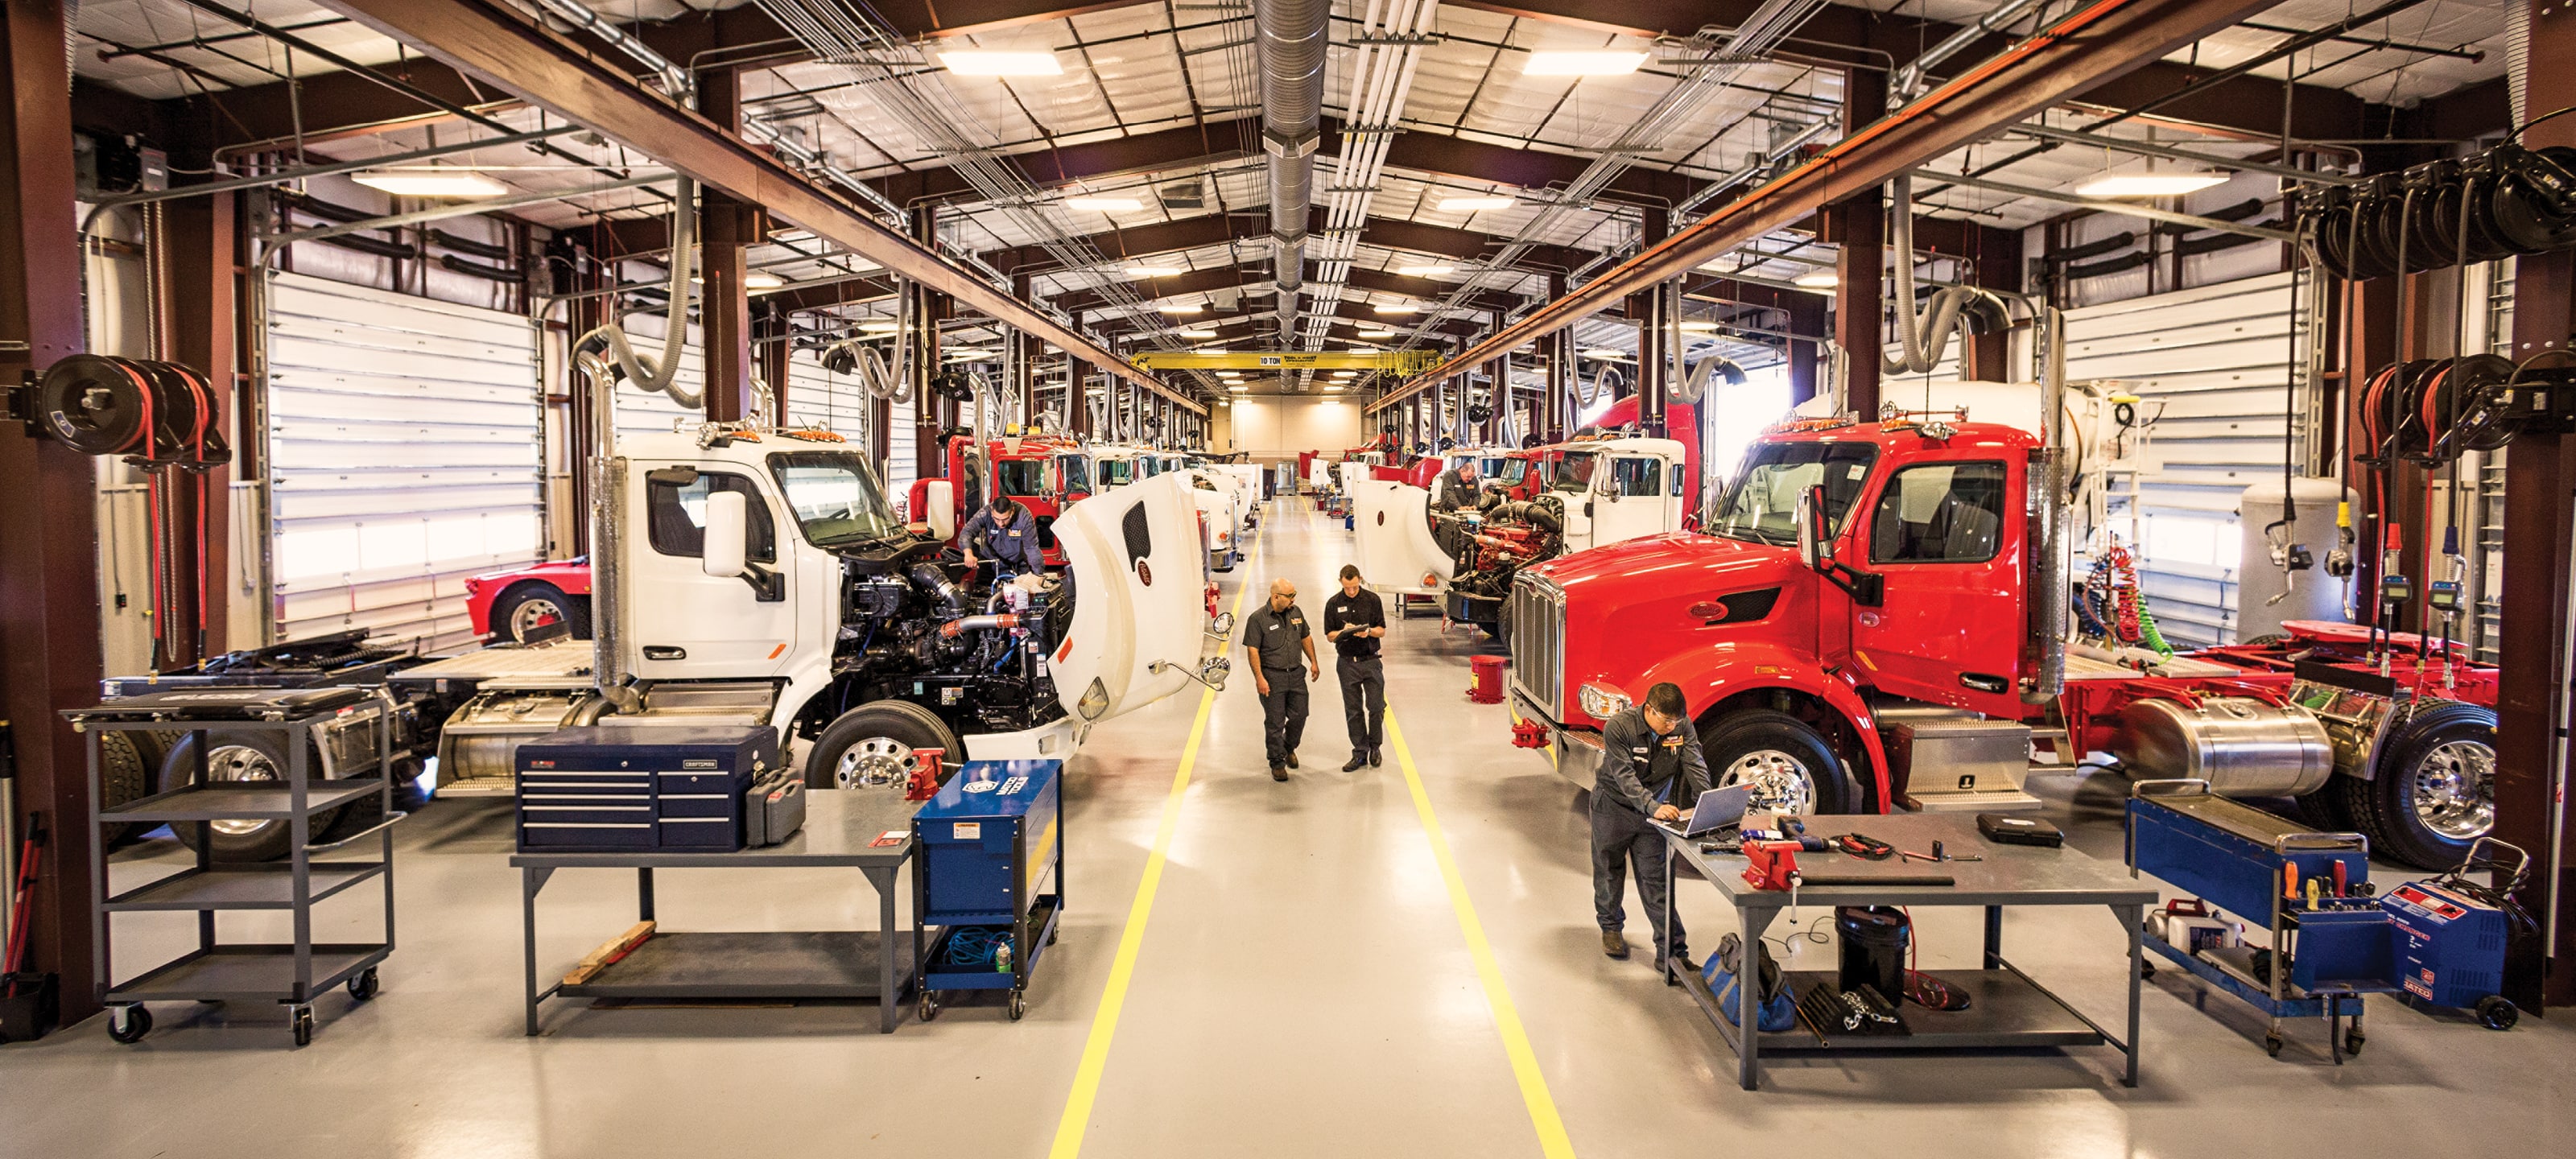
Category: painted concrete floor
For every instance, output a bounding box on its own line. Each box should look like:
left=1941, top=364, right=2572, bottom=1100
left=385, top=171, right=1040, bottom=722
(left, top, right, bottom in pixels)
left=4, top=502, right=2572, bottom=1158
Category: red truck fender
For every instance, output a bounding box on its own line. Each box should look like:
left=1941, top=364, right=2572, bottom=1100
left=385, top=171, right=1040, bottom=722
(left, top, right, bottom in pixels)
left=1634, top=640, right=1893, bottom=815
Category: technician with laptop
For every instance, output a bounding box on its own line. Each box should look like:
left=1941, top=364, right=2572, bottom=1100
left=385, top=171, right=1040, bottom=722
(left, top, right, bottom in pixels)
left=1591, top=683, right=1709, bottom=970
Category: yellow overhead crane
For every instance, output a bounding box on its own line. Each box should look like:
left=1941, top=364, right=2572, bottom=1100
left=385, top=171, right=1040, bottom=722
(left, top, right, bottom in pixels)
left=1127, top=350, right=1439, bottom=373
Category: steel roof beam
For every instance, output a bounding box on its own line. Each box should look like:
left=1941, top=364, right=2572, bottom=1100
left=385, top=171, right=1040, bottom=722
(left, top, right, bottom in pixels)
left=313, top=0, right=1199, bottom=413
left=1370, top=0, right=2287, bottom=414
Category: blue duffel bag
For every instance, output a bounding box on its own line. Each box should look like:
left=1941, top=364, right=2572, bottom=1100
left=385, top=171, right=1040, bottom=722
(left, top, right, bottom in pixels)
left=1705, top=933, right=1797, bottom=1033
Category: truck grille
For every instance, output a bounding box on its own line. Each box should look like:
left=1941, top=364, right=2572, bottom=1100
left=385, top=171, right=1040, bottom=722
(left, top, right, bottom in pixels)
left=1507, top=574, right=1565, bottom=718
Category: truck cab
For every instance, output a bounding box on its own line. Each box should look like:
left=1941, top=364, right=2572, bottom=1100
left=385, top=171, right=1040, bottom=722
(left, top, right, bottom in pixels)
left=906, top=429, right=1080, bottom=567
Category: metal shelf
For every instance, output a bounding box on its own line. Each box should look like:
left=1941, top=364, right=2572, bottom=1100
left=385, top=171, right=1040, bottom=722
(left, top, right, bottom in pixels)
left=1699, top=968, right=2108, bottom=1054
left=558, top=931, right=918, bottom=1000
left=106, top=943, right=388, bottom=1004
left=105, top=862, right=387, bottom=912
left=104, top=779, right=386, bottom=823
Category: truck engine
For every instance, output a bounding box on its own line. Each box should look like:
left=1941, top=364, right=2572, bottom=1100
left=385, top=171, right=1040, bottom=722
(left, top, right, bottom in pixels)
left=819, top=538, right=1075, bottom=740
left=1438, top=497, right=1564, bottom=609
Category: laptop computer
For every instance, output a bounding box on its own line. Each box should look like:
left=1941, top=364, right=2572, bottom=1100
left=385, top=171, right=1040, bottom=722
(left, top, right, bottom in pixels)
left=1668, top=783, right=1757, bottom=838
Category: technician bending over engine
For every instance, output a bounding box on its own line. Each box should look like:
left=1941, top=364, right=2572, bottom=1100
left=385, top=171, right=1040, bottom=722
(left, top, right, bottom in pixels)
left=960, top=492, right=1047, bottom=578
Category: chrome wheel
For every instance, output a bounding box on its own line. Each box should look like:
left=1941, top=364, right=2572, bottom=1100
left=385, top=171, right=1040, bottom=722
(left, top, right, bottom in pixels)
left=836, top=736, right=914, bottom=789
left=508, top=596, right=567, bottom=643
left=2409, top=739, right=2496, bottom=841
left=1715, top=749, right=1815, bottom=815
left=204, top=744, right=283, bottom=837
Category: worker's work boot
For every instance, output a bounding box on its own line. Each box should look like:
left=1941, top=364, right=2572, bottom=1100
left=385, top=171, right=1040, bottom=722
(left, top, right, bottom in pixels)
left=1368, top=748, right=1383, bottom=767
left=1343, top=750, right=1368, bottom=772
left=1601, top=930, right=1630, bottom=959
left=1271, top=764, right=1289, bottom=782
left=1286, top=752, right=1299, bottom=769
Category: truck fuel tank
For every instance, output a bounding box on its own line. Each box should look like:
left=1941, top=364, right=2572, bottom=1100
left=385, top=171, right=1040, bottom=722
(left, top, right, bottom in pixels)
left=2110, top=696, right=2335, bottom=797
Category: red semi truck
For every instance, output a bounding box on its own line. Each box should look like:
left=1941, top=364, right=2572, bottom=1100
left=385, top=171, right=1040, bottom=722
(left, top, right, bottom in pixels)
left=1505, top=412, right=2498, bottom=870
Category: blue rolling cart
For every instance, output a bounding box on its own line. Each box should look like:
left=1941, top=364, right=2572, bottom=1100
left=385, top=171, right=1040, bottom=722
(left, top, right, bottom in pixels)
left=914, top=760, right=1063, bottom=1021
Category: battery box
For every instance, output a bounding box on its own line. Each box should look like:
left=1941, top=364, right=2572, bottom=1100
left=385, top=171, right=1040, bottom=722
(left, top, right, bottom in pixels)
left=514, top=724, right=776, bottom=853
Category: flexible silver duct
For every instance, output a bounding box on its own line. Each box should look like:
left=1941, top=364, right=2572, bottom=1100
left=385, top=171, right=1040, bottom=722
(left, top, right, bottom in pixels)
left=1882, top=174, right=1984, bottom=378
left=1255, top=0, right=1328, bottom=342
left=576, top=176, right=700, bottom=408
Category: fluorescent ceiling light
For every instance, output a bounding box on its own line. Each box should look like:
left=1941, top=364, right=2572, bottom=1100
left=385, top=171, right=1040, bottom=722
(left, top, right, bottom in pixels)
left=1793, top=271, right=1839, bottom=289
left=947, top=350, right=997, bottom=362
left=937, top=50, right=1062, bottom=76
left=1177, top=328, right=1218, bottom=338
left=351, top=169, right=506, bottom=198
left=1437, top=196, right=1515, bottom=213
left=858, top=320, right=899, bottom=333
left=1523, top=51, right=1648, bottom=76
left=1197, top=347, right=1229, bottom=354
left=1064, top=196, right=1143, bottom=212
left=1373, top=303, right=1419, bottom=315
left=691, top=272, right=786, bottom=289
left=1228, top=385, right=1248, bottom=391
left=1358, top=328, right=1398, bottom=338
left=1158, top=303, right=1203, bottom=314
left=1580, top=349, right=1629, bottom=360
left=1396, top=264, right=1455, bottom=277
left=1678, top=320, right=1718, bottom=332
left=2074, top=172, right=2228, bottom=198
left=1322, top=386, right=1344, bottom=393
left=1128, top=264, right=1183, bottom=276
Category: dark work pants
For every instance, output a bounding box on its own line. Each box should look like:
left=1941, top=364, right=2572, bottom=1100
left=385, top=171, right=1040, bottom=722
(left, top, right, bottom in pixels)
left=1259, top=668, right=1308, bottom=767
left=1337, top=655, right=1385, bottom=751
left=1591, top=796, right=1686, bottom=959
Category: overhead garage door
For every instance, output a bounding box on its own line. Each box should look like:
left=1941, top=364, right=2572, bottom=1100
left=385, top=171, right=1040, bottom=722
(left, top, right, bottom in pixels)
left=2062, top=271, right=2309, bottom=647
left=265, top=272, right=542, bottom=652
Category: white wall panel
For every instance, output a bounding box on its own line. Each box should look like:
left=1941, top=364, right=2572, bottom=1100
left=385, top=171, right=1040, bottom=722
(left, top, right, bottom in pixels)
left=2063, top=270, right=2313, bottom=646
left=1214, top=397, right=1360, bottom=457
left=266, top=272, right=540, bottom=652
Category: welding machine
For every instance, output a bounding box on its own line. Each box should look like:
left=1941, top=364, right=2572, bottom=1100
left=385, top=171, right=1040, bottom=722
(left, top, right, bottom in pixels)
left=2380, top=838, right=2529, bottom=1030
left=915, top=759, right=1065, bottom=1021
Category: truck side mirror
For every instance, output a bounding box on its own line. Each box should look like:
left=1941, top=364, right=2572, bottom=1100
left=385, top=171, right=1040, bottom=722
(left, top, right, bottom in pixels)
left=701, top=489, right=749, bottom=579
left=1795, top=484, right=1833, bottom=572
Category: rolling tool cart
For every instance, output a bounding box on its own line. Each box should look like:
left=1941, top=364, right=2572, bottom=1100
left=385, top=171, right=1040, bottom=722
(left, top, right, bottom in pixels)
left=915, top=760, right=1063, bottom=1022
left=2126, top=780, right=2393, bottom=1061
left=64, top=687, right=403, bottom=1047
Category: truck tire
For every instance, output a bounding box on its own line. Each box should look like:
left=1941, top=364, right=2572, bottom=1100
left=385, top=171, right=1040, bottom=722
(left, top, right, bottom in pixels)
left=97, top=731, right=159, bottom=847
left=493, top=582, right=592, bottom=643
left=158, top=730, right=348, bottom=863
left=1699, top=710, right=1862, bottom=815
left=807, top=701, right=965, bottom=790
left=2338, top=701, right=2496, bottom=870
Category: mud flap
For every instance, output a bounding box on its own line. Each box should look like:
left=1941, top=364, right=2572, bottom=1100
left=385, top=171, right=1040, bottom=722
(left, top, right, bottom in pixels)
left=1352, top=480, right=1454, bottom=596
left=1052, top=474, right=1208, bottom=725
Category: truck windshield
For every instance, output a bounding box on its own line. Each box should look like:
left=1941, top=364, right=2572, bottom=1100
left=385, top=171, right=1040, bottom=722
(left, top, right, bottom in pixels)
left=1549, top=452, right=1599, bottom=493
left=995, top=458, right=1050, bottom=497
left=1708, top=442, right=1878, bottom=545
left=1097, top=459, right=1136, bottom=486
left=1058, top=456, right=1091, bottom=493
left=1498, top=459, right=1530, bottom=485
left=768, top=452, right=905, bottom=548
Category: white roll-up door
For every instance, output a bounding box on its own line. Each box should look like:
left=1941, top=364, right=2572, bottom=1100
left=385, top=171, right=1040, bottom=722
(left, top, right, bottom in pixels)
left=783, top=354, right=872, bottom=437
left=265, top=272, right=541, bottom=652
left=2062, top=271, right=2309, bottom=646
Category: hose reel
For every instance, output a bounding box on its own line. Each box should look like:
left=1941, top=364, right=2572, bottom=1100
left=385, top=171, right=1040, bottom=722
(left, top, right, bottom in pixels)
left=17, top=354, right=232, bottom=468
left=2301, top=143, right=2576, bottom=280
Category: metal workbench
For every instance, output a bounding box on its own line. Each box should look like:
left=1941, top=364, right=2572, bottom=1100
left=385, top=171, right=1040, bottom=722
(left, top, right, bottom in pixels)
left=514, top=789, right=923, bottom=1035
left=1666, top=813, right=2157, bottom=1090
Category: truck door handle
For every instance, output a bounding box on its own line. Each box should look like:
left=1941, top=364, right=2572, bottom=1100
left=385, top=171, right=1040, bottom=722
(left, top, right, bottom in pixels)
left=1958, top=672, right=2009, bottom=694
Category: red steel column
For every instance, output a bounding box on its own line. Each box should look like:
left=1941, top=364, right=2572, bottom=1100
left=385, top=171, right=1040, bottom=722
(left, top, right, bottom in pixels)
left=0, top=0, right=105, bottom=1029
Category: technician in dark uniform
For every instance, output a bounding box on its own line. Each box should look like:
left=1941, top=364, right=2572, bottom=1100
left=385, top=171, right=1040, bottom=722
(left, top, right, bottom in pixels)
left=1592, top=682, right=1710, bottom=969
left=1323, top=564, right=1387, bottom=771
left=960, top=493, right=1045, bottom=575
left=1242, top=578, right=1319, bottom=781
left=1430, top=460, right=1489, bottom=558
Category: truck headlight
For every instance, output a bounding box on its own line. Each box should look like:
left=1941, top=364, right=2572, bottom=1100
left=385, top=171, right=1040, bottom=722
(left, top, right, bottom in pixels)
left=1578, top=682, right=1631, bottom=720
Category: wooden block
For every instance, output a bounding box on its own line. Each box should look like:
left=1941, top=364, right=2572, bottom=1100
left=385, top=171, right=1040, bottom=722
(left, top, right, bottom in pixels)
left=563, top=921, right=655, bottom=987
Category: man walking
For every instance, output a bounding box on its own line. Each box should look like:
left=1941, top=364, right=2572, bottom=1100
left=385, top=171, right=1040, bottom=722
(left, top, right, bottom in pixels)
left=1242, top=578, right=1319, bottom=781
left=1323, top=564, right=1387, bottom=770
left=1592, top=683, right=1709, bottom=972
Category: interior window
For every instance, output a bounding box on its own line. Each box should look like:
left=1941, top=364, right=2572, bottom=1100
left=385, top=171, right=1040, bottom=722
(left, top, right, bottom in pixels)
left=1870, top=462, right=2008, bottom=563
left=1611, top=457, right=1661, bottom=497
left=647, top=472, right=777, bottom=563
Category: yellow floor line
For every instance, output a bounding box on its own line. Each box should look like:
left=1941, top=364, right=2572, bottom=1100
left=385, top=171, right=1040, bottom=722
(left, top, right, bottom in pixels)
left=1386, top=712, right=1578, bottom=1159
left=1047, top=540, right=1261, bottom=1159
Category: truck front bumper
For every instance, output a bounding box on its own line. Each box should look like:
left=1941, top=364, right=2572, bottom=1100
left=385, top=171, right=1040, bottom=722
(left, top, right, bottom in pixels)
left=965, top=717, right=1079, bottom=761
left=1510, top=687, right=1600, bottom=793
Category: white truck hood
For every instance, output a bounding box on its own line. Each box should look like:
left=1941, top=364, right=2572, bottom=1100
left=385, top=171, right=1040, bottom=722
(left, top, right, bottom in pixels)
left=1051, top=473, right=1208, bottom=724
left=1352, top=479, right=1452, bottom=596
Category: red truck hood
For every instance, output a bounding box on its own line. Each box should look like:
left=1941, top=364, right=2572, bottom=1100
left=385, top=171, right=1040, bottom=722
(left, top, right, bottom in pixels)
left=1526, top=531, right=1809, bottom=719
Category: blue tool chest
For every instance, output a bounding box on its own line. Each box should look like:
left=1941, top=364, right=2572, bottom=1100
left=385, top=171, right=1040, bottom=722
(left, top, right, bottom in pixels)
left=514, top=724, right=776, bottom=853
left=914, top=760, right=1064, bottom=1019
